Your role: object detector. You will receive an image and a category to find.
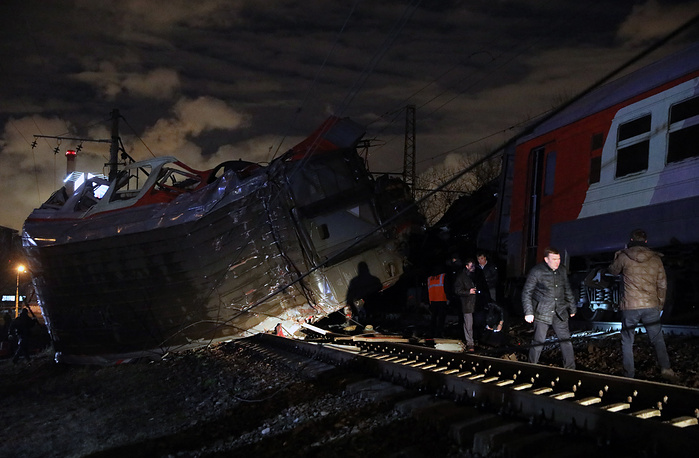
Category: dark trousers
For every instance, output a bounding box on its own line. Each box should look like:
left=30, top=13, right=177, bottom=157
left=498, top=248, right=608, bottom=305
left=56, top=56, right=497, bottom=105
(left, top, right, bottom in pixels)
left=621, top=308, right=670, bottom=378
left=429, top=301, right=447, bottom=338
left=529, top=316, right=575, bottom=369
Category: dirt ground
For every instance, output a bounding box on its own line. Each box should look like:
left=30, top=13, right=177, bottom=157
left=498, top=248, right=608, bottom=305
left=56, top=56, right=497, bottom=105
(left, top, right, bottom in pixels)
left=0, top=340, right=305, bottom=457
left=1, top=323, right=698, bottom=458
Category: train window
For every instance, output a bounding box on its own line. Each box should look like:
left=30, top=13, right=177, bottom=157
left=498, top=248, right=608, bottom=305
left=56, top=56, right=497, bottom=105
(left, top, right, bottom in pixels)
left=616, top=141, right=649, bottom=177
left=618, top=115, right=651, bottom=141
left=589, top=132, right=602, bottom=184
left=111, top=165, right=152, bottom=201
left=669, top=95, right=699, bottom=123
left=589, top=156, right=601, bottom=184
left=668, top=96, right=699, bottom=163
left=616, top=115, right=650, bottom=178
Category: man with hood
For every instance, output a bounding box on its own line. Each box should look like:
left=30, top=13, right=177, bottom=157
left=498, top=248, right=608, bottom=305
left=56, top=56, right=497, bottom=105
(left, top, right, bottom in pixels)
left=608, top=229, right=676, bottom=381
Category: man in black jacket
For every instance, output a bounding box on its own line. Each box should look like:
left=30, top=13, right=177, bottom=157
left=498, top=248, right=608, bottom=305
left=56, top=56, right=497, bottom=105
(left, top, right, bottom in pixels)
left=454, top=259, right=478, bottom=351
left=522, top=247, right=576, bottom=369
left=10, top=308, right=37, bottom=363
left=477, top=252, right=498, bottom=302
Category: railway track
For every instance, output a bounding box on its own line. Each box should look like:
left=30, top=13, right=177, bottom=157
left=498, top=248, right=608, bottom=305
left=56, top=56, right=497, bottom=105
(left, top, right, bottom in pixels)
left=245, top=332, right=699, bottom=457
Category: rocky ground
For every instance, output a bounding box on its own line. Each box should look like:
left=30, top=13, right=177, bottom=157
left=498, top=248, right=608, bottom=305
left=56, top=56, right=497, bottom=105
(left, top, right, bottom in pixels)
left=1, top=317, right=698, bottom=458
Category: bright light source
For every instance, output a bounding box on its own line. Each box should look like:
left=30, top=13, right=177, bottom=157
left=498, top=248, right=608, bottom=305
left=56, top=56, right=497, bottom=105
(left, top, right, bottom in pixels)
left=64, top=171, right=83, bottom=185
left=15, top=264, right=25, bottom=318
left=94, top=184, right=109, bottom=199
left=73, top=173, right=85, bottom=190
left=66, top=149, right=77, bottom=157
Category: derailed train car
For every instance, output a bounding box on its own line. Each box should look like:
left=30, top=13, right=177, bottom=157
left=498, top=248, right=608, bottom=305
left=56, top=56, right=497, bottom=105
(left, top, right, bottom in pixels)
left=479, top=43, right=699, bottom=320
left=23, top=116, right=418, bottom=364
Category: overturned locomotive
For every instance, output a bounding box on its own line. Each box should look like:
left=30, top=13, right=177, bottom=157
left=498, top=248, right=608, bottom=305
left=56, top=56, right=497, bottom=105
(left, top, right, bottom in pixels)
left=23, top=115, right=418, bottom=364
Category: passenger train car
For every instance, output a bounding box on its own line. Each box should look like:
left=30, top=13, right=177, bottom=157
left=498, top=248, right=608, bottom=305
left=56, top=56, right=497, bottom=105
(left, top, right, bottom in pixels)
left=479, top=43, right=699, bottom=321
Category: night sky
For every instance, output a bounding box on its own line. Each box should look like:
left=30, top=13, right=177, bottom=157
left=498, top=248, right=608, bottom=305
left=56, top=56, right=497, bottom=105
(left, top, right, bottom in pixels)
left=1, top=0, right=698, bottom=230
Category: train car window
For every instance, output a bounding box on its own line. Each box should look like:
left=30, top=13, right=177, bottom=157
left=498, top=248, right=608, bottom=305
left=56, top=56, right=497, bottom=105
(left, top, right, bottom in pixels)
left=668, top=95, right=699, bottom=163
left=616, top=115, right=650, bottom=178
left=669, top=95, right=699, bottom=123
left=544, top=151, right=556, bottom=195
left=589, top=156, right=601, bottom=184
left=110, top=165, right=152, bottom=201
left=616, top=141, right=649, bottom=177
left=155, top=166, right=202, bottom=191
left=618, top=115, right=651, bottom=141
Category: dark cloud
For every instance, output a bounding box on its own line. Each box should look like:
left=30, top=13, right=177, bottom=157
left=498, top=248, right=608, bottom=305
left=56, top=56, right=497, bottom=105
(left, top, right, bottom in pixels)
left=1, top=0, right=698, bottom=229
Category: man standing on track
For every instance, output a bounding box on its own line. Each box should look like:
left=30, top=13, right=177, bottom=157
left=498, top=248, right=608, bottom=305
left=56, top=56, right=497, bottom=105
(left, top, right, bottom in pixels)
left=455, top=259, right=478, bottom=351
left=608, top=228, right=676, bottom=381
left=522, top=247, right=576, bottom=369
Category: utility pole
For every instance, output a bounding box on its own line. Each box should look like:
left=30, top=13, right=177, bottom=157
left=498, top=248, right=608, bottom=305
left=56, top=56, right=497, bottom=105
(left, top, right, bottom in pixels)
left=109, top=109, right=120, bottom=181
left=403, top=104, right=416, bottom=198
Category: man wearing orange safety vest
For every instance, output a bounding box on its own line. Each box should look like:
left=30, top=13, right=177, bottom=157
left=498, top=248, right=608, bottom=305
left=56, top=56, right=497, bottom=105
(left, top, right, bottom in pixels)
left=427, top=269, right=448, bottom=338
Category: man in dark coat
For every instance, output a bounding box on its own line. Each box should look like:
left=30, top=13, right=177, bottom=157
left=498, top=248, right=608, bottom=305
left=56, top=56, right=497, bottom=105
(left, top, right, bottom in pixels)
left=455, top=259, right=477, bottom=351
left=345, top=261, right=382, bottom=324
left=522, top=247, right=576, bottom=369
left=10, top=308, right=37, bottom=363
left=608, top=228, right=675, bottom=380
left=477, top=252, right=498, bottom=302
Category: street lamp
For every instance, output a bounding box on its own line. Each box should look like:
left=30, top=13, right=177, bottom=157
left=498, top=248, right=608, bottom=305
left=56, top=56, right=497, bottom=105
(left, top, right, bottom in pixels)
left=15, top=265, right=25, bottom=318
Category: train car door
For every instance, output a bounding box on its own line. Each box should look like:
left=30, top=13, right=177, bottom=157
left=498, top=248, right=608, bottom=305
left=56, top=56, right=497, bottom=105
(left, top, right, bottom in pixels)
left=524, top=146, right=545, bottom=272
left=524, top=144, right=558, bottom=273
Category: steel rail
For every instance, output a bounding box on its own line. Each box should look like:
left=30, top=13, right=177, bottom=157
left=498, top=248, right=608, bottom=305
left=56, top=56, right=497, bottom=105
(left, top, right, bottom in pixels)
left=251, top=333, right=699, bottom=455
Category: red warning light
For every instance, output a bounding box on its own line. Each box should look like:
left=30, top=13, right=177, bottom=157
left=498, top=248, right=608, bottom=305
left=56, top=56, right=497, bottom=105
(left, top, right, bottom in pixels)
left=66, top=150, right=77, bottom=157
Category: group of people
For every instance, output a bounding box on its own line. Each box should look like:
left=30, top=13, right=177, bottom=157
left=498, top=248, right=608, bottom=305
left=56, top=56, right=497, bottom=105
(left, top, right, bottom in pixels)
left=521, top=229, right=676, bottom=380
left=427, top=227, right=675, bottom=381
left=427, top=252, right=503, bottom=351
